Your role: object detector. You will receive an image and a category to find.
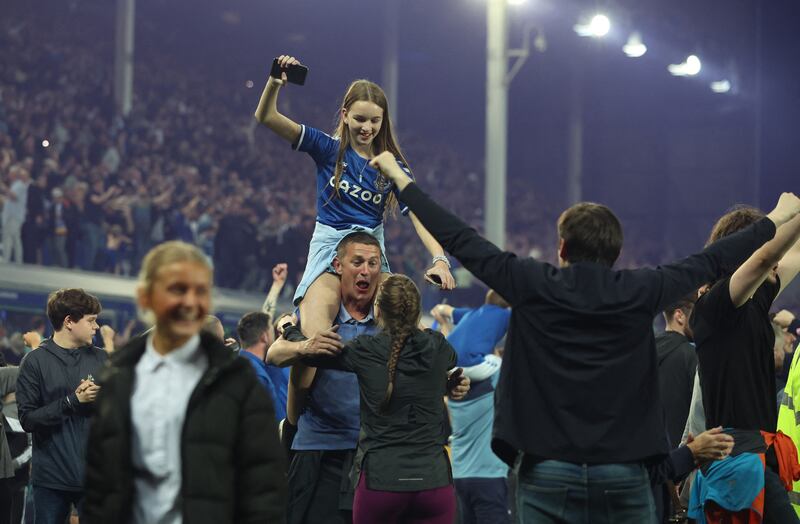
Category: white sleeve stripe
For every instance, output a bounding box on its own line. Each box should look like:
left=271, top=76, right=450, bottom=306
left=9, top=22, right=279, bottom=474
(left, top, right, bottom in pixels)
left=293, top=124, right=306, bottom=151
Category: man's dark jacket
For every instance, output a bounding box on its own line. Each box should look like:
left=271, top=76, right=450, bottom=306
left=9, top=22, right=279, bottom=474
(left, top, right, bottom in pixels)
left=82, top=332, right=287, bottom=524
left=655, top=331, right=697, bottom=448
left=398, top=182, right=776, bottom=466
left=16, top=338, right=108, bottom=490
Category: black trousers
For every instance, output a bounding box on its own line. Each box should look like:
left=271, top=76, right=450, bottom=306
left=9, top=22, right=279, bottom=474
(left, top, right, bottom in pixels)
left=0, top=476, right=25, bottom=524
left=287, top=449, right=356, bottom=524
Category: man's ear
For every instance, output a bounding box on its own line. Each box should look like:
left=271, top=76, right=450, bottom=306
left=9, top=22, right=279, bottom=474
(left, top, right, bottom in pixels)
left=558, top=238, right=568, bottom=265
left=332, top=257, right=344, bottom=275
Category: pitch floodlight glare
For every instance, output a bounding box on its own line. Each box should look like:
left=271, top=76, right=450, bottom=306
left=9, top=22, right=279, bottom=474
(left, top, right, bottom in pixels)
left=622, top=32, right=647, bottom=58
left=710, top=80, right=731, bottom=93
left=574, top=13, right=610, bottom=38
left=685, top=55, right=701, bottom=76
left=589, top=14, right=610, bottom=37
left=507, top=0, right=527, bottom=6
left=668, top=55, right=702, bottom=77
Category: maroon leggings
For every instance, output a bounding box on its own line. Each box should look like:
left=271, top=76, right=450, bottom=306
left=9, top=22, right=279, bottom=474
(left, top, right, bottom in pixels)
left=353, top=474, right=456, bottom=524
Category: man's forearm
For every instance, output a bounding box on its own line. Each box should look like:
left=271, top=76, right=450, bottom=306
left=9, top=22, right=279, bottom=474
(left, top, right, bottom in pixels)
left=266, top=338, right=305, bottom=367
left=19, top=395, right=75, bottom=432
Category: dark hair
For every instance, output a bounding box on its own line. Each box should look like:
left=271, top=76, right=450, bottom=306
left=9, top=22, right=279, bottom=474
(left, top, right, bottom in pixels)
left=557, top=202, right=623, bottom=267
left=663, top=292, right=697, bottom=320
left=237, top=312, right=271, bottom=348
left=375, top=274, right=421, bottom=411
left=336, top=231, right=382, bottom=259
left=706, top=206, right=765, bottom=246
left=272, top=311, right=294, bottom=341
left=47, top=289, right=102, bottom=331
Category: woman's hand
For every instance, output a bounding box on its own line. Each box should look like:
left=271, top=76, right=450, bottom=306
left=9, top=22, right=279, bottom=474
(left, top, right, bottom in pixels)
left=369, top=152, right=411, bottom=190
left=271, top=55, right=302, bottom=86
left=425, top=263, right=456, bottom=290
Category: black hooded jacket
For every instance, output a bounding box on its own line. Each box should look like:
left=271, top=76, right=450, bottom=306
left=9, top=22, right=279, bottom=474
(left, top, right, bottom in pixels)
left=82, top=332, right=287, bottom=524
left=16, top=338, right=108, bottom=490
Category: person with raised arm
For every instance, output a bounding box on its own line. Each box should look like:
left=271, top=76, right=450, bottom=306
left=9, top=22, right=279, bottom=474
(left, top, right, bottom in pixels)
left=370, top=150, right=800, bottom=523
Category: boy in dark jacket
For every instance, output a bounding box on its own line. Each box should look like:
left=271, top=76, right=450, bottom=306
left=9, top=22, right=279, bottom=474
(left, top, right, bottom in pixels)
left=16, top=288, right=107, bottom=523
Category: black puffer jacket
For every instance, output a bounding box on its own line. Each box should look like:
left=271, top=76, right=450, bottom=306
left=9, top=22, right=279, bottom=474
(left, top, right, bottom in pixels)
left=83, top=332, right=286, bottom=524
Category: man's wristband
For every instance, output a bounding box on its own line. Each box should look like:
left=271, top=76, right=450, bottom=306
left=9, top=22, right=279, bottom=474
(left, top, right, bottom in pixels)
left=431, top=255, right=450, bottom=268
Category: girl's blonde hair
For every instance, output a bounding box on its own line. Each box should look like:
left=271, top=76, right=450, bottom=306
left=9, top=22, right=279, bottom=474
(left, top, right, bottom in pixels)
left=375, top=274, right=421, bottom=411
left=137, top=241, right=211, bottom=322
left=330, top=79, right=411, bottom=218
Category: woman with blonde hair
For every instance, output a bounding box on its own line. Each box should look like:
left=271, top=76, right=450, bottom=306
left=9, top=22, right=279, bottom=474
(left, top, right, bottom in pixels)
left=83, top=241, right=286, bottom=524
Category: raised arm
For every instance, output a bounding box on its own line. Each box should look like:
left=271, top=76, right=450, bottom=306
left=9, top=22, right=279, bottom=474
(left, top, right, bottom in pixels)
left=370, top=152, right=540, bottom=305
left=775, top=217, right=800, bottom=296
left=409, top=213, right=456, bottom=290
left=652, top=194, right=800, bottom=313
left=729, top=212, right=800, bottom=306
left=254, top=55, right=302, bottom=143
left=262, top=263, right=288, bottom=319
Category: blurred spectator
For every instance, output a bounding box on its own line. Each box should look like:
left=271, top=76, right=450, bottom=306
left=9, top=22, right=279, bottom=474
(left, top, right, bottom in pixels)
left=1, top=165, right=30, bottom=263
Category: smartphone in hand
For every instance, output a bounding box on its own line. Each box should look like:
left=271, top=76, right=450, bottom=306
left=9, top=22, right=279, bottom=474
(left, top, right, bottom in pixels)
left=270, top=58, right=308, bottom=85
left=426, top=273, right=443, bottom=288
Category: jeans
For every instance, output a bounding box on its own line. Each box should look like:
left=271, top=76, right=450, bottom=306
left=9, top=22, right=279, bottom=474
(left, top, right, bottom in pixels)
left=79, top=223, right=102, bottom=271
left=516, top=459, right=656, bottom=524
left=32, top=486, right=82, bottom=524
left=763, top=467, right=799, bottom=524
left=455, top=477, right=511, bottom=524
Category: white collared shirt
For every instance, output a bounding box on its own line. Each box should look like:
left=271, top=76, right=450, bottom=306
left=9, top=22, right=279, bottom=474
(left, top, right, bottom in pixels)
left=130, top=334, right=208, bottom=524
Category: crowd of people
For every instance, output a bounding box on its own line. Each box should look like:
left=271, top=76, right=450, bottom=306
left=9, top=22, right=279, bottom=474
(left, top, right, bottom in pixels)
left=0, top=3, right=693, bottom=298
left=0, top=187, right=798, bottom=524
left=4, top=3, right=800, bottom=524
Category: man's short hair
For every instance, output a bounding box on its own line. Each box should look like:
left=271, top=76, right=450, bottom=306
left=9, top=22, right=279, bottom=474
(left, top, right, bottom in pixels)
left=336, top=232, right=382, bottom=259
left=201, top=315, right=224, bottom=340
left=237, top=312, right=271, bottom=348
left=706, top=206, right=765, bottom=246
left=663, top=292, right=697, bottom=320
left=557, top=203, right=623, bottom=267
left=47, top=289, right=102, bottom=331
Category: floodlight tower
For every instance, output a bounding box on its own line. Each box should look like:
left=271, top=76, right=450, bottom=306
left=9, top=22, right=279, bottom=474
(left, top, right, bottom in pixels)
left=484, top=0, right=509, bottom=247
left=114, top=0, right=135, bottom=117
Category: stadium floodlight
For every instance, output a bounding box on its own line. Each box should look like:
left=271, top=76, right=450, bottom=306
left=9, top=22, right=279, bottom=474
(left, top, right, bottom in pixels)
left=622, top=32, right=647, bottom=58
left=710, top=80, right=731, bottom=93
left=574, top=14, right=611, bottom=38
left=684, top=55, right=701, bottom=75
left=668, top=54, right=702, bottom=77
left=42, top=140, right=50, bottom=148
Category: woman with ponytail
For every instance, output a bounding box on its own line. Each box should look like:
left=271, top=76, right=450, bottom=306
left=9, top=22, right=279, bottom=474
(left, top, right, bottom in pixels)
left=285, top=274, right=459, bottom=524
